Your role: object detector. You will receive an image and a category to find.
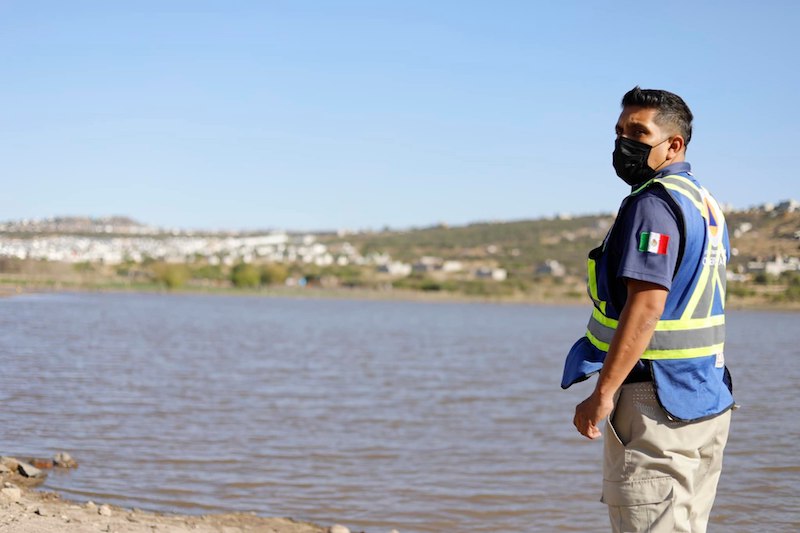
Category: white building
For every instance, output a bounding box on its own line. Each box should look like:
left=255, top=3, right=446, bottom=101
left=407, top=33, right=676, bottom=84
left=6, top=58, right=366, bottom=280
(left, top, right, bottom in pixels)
left=378, top=262, right=412, bottom=277
left=536, top=259, right=566, bottom=277
left=441, top=260, right=463, bottom=273
left=475, top=267, right=507, bottom=281
left=747, top=255, right=800, bottom=276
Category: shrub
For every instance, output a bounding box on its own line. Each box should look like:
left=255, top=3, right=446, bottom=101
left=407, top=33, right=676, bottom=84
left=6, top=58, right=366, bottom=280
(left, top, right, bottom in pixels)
left=753, top=272, right=771, bottom=285
left=260, top=263, right=289, bottom=285
left=73, top=261, right=94, bottom=273
left=192, top=264, right=225, bottom=281
left=420, top=280, right=442, bottom=292
left=726, top=282, right=756, bottom=298
left=151, top=263, right=190, bottom=289
left=231, top=263, right=261, bottom=288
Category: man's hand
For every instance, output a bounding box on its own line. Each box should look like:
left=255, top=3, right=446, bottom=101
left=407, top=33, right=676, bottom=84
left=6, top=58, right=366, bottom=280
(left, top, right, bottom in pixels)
left=573, top=279, right=667, bottom=440
left=573, top=390, right=615, bottom=440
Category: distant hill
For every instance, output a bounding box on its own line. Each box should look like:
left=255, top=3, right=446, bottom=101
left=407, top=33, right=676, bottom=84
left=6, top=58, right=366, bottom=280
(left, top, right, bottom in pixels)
left=0, top=216, right=154, bottom=235
left=3, top=202, right=798, bottom=280
left=323, top=204, right=800, bottom=279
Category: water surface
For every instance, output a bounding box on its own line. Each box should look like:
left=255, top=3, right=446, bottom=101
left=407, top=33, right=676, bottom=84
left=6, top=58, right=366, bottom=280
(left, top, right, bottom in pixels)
left=0, top=293, right=796, bottom=532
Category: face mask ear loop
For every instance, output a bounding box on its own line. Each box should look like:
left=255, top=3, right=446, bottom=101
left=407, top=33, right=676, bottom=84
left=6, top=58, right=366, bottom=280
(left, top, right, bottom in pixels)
left=651, top=137, right=672, bottom=173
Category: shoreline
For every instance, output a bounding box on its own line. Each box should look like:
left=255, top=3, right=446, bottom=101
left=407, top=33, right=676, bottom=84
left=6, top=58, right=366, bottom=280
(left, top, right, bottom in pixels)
left=2, top=279, right=799, bottom=311
left=1, top=485, right=330, bottom=532
left=0, top=278, right=589, bottom=307
left=0, top=466, right=340, bottom=533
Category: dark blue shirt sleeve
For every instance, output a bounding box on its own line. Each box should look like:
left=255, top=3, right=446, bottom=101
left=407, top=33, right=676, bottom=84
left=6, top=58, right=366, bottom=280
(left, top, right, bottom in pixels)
left=616, top=193, right=681, bottom=290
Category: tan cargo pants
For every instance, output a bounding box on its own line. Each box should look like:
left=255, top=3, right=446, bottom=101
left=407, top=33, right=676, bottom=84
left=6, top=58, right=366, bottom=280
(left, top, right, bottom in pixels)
left=602, top=382, right=731, bottom=533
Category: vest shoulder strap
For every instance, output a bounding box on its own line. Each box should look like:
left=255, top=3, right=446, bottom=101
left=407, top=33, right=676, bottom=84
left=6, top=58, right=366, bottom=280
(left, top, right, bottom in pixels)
left=653, top=175, right=705, bottom=212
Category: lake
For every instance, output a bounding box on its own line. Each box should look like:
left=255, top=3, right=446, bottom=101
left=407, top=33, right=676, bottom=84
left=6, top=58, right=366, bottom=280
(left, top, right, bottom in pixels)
left=0, top=293, right=797, bottom=532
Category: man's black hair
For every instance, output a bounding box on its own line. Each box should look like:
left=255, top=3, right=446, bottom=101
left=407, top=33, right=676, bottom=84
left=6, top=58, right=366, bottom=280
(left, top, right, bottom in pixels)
left=622, top=86, right=693, bottom=146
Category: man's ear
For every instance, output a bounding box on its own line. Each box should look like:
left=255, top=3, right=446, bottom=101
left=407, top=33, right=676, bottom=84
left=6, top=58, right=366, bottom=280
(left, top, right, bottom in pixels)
left=667, top=134, right=685, bottom=159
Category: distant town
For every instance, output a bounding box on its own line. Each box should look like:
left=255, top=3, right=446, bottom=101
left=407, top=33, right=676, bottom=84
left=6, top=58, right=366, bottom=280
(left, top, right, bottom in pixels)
left=1, top=199, right=798, bottom=304
left=0, top=216, right=511, bottom=283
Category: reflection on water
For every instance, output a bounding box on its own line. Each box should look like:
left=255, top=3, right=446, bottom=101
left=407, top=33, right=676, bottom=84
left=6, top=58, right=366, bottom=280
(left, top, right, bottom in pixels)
left=0, top=293, right=797, bottom=532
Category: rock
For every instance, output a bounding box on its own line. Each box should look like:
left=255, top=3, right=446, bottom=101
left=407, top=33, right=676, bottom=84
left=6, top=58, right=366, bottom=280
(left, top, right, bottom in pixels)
left=17, top=461, right=44, bottom=478
left=0, top=464, right=10, bottom=474
left=28, top=458, right=54, bottom=469
left=0, top=486, right=21, bottom=502
left=0, top=457, right=19, bottom=470
left=53, top=452, right=78, bottom=469
left=329, top=525, right=351, bottom=533
left=98, top=504, right=112, bottom=517
left=85, top=501, right=97, bottom=510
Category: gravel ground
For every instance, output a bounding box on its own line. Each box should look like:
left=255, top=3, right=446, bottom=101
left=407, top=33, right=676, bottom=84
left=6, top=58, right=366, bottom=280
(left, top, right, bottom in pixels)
left=0, top=470, right=330, bottom=533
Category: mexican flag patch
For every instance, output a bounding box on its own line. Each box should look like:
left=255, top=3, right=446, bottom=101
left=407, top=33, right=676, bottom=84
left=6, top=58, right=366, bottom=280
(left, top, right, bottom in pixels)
left=638, top=231, right=670, bottom=254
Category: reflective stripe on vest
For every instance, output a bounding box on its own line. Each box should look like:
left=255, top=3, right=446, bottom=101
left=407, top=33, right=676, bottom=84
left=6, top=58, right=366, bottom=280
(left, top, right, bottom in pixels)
left=587, top=257, right=606, bottom=314
left=585, top=174, right=727, bottom=360
left=586, top=308, right=725, bottom=359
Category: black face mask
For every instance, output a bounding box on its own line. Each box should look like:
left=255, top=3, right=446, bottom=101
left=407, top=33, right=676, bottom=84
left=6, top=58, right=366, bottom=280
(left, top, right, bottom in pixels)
left=612, top=137, right=669, bottom=187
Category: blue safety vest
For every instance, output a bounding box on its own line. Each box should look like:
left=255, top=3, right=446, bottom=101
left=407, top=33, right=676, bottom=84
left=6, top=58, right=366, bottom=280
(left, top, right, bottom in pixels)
left=561, top=173, right=734, bottom=422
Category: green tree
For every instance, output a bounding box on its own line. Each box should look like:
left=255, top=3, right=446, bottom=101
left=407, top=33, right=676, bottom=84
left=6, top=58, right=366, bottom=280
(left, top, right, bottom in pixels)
left=73, top=261, right=94, bottom=273
left=151, top=263, right=190, bottom=289
left=260, top=263, right=289, bottom=286
left=752, top=272, right=771, bottom=285
left=231, top=263, right=261, bottom=288
left=192, top=263, right=225, bottom=281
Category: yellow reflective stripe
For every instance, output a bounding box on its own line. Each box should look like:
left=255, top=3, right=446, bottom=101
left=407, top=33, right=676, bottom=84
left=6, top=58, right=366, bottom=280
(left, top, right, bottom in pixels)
left=587, top=258, right=606, bottom=314
left=591, top=307, right=617, bottom=328
left=642, top=342, right=725, bottom=360
left=587, top=326, right=724, bottom=359
left=681, top=213, right=716, bottom=320
left=654, top=314, right=724, bottom=330
left=710, top=256, right=722, bottom=311
left=587, top=258, right=598, bottom=299
left=586, top=309, right=725, bottom=359
left=661, top=182, right=705, bottom=212
left=656, top=175, right=706, bottom=212
left=631, top=178, right=656, bottom=195
left=591, top=307, right=724, bottom=331
left=658, top=175, right=700, bottom=191
left=586, top=328, right=610, bottom=351
left=658, top=174, right=702, bottom=194
left=681, top=256, right=712, bottom=320
left=716, top=264, right=726, bottom=305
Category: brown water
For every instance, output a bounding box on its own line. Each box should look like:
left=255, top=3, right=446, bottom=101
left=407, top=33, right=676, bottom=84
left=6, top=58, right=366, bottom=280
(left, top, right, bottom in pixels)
left=0, top=293, right=797, bottom=532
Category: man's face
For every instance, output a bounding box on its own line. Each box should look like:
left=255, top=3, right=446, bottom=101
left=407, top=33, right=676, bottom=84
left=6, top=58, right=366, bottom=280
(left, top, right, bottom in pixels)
left=615, top=106, right=673, bottom=171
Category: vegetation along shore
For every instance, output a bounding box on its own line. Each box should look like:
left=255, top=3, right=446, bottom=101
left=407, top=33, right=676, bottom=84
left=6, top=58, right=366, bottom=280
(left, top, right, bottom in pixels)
left=1, top=200, right=798, bottom=309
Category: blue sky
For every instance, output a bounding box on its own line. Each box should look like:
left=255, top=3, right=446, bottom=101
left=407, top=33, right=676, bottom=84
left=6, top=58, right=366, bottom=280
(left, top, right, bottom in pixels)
left=1, top=1, right=797, bottom=231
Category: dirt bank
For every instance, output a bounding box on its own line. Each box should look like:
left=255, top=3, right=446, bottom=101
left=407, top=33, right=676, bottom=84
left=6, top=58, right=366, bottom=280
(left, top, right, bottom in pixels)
left=0, top=459, right=335, bottom=533
left=0, top=484, right=330, bottom=533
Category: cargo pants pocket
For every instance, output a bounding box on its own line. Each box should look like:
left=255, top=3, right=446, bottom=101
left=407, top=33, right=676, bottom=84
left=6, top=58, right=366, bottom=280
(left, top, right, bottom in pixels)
left=601, top=476, right=674, bottom=533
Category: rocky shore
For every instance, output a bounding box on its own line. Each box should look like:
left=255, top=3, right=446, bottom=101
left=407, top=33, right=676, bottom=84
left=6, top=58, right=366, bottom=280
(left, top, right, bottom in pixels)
left=0, top=454, right=375, bottom=533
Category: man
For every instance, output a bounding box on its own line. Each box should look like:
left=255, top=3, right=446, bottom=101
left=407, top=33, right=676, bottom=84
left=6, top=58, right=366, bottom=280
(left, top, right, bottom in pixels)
left=561, top=87, right=734, bottom=533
